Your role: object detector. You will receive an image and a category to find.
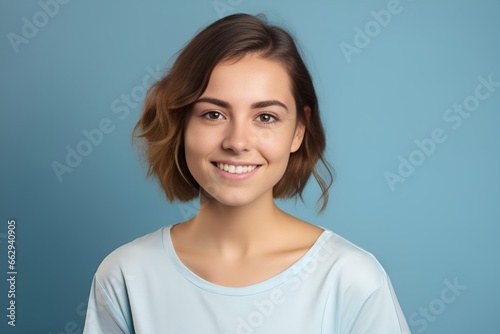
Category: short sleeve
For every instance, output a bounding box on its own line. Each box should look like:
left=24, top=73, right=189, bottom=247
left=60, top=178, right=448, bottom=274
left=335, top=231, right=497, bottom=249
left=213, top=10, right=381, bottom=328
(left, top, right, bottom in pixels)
left=83, top=275, right=133, bottom=334
left=346, top=273, right=411, bottom=334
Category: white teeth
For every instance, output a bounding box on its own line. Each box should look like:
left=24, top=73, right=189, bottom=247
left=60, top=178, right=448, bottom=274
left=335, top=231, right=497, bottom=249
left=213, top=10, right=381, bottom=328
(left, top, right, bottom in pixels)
left=216, top=163, right=257, bottom=174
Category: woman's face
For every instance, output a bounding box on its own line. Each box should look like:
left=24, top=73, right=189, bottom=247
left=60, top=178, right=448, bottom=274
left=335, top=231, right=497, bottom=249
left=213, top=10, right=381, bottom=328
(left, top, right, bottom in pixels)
left=184, top=54, right=305, bottom=207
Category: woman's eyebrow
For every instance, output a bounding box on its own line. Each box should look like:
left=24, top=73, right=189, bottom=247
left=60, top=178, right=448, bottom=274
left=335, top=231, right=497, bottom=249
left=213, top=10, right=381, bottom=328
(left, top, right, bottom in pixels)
left=195, top=97, right=230, bottom=108
left=251, top=100, right=288, bottom=112
left=195, top=97, right=288, bottom=112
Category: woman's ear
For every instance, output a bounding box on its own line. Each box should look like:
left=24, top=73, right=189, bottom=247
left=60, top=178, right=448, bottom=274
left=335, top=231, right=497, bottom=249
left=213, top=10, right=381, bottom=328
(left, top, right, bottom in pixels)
left=290, top=106, right=310, bottom=153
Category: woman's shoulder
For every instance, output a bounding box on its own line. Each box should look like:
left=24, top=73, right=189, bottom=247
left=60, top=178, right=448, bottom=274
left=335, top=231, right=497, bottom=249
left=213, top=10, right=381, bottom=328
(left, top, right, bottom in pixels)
left=317, top=228, right=389, bottom=290
left=286, top=217, right=388, bottom=286
left=93, top=225, right=171, bottom=282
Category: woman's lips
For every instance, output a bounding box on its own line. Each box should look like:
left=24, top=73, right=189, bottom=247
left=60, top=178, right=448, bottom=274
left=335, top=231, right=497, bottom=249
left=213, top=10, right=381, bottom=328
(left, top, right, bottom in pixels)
left=212, top=162, right=261, bottom=180
left=215, top=162, right=258, bottom=174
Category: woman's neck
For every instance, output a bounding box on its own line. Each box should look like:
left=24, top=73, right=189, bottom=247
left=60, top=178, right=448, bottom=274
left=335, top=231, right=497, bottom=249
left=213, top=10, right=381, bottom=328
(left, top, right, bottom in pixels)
left=185, top=192, right=289, bottom=259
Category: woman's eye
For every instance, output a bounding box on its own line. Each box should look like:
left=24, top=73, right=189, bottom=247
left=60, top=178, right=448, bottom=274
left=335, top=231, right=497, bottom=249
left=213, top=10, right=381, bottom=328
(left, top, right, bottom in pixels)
left=203, top=111, right=223, bottom=120
left=256, top=113, right=277, bottom=124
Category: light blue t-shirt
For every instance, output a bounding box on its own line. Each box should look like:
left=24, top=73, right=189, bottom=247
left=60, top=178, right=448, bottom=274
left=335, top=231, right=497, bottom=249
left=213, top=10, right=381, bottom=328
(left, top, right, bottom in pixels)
left=83, top=225, right=410, bottom=333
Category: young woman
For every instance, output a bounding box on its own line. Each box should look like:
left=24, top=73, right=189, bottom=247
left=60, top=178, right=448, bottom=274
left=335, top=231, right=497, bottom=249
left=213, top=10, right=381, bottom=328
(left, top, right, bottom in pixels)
left=83, top=13, right=410, bottom=333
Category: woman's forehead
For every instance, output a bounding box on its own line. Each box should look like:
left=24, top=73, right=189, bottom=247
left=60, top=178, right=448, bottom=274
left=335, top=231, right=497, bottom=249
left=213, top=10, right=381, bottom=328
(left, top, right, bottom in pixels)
left=202, top=54, right=294, bottom=105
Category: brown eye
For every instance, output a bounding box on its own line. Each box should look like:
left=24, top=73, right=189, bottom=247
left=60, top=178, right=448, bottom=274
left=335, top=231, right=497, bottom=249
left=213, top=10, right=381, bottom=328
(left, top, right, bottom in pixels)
left=203, top=111, right=223, bottom=120
left=208, top=112, right=220, bottom=119
left=256, top=113, right=278, bottom=124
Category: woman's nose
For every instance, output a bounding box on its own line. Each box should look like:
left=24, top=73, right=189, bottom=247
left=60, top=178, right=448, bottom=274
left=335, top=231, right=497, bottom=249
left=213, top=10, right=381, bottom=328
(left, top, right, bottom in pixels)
left=221, top=120, right=253, bottom=154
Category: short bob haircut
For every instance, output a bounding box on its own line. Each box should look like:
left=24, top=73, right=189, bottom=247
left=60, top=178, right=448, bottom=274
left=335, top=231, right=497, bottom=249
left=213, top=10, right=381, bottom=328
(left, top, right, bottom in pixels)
left=134, top=13, right=333, bottom=212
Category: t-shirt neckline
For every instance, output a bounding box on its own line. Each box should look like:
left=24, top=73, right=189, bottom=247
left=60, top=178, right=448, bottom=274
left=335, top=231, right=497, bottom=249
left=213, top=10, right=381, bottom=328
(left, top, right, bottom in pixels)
left=162, top=224, right=333, bottom=296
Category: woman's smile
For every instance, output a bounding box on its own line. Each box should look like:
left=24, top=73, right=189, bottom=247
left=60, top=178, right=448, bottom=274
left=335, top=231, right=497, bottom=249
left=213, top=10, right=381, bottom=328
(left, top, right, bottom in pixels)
left=213, top=162, right=260, bottom=174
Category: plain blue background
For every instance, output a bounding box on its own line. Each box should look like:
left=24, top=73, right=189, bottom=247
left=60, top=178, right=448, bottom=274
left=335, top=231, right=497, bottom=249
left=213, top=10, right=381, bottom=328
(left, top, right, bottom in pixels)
left=1, top=0, right=499, bottom=333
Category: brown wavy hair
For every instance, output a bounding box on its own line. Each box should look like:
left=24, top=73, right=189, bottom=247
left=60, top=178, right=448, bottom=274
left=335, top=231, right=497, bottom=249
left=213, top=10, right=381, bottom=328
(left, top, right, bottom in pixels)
left=133, top=13, right=333, bottom=212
